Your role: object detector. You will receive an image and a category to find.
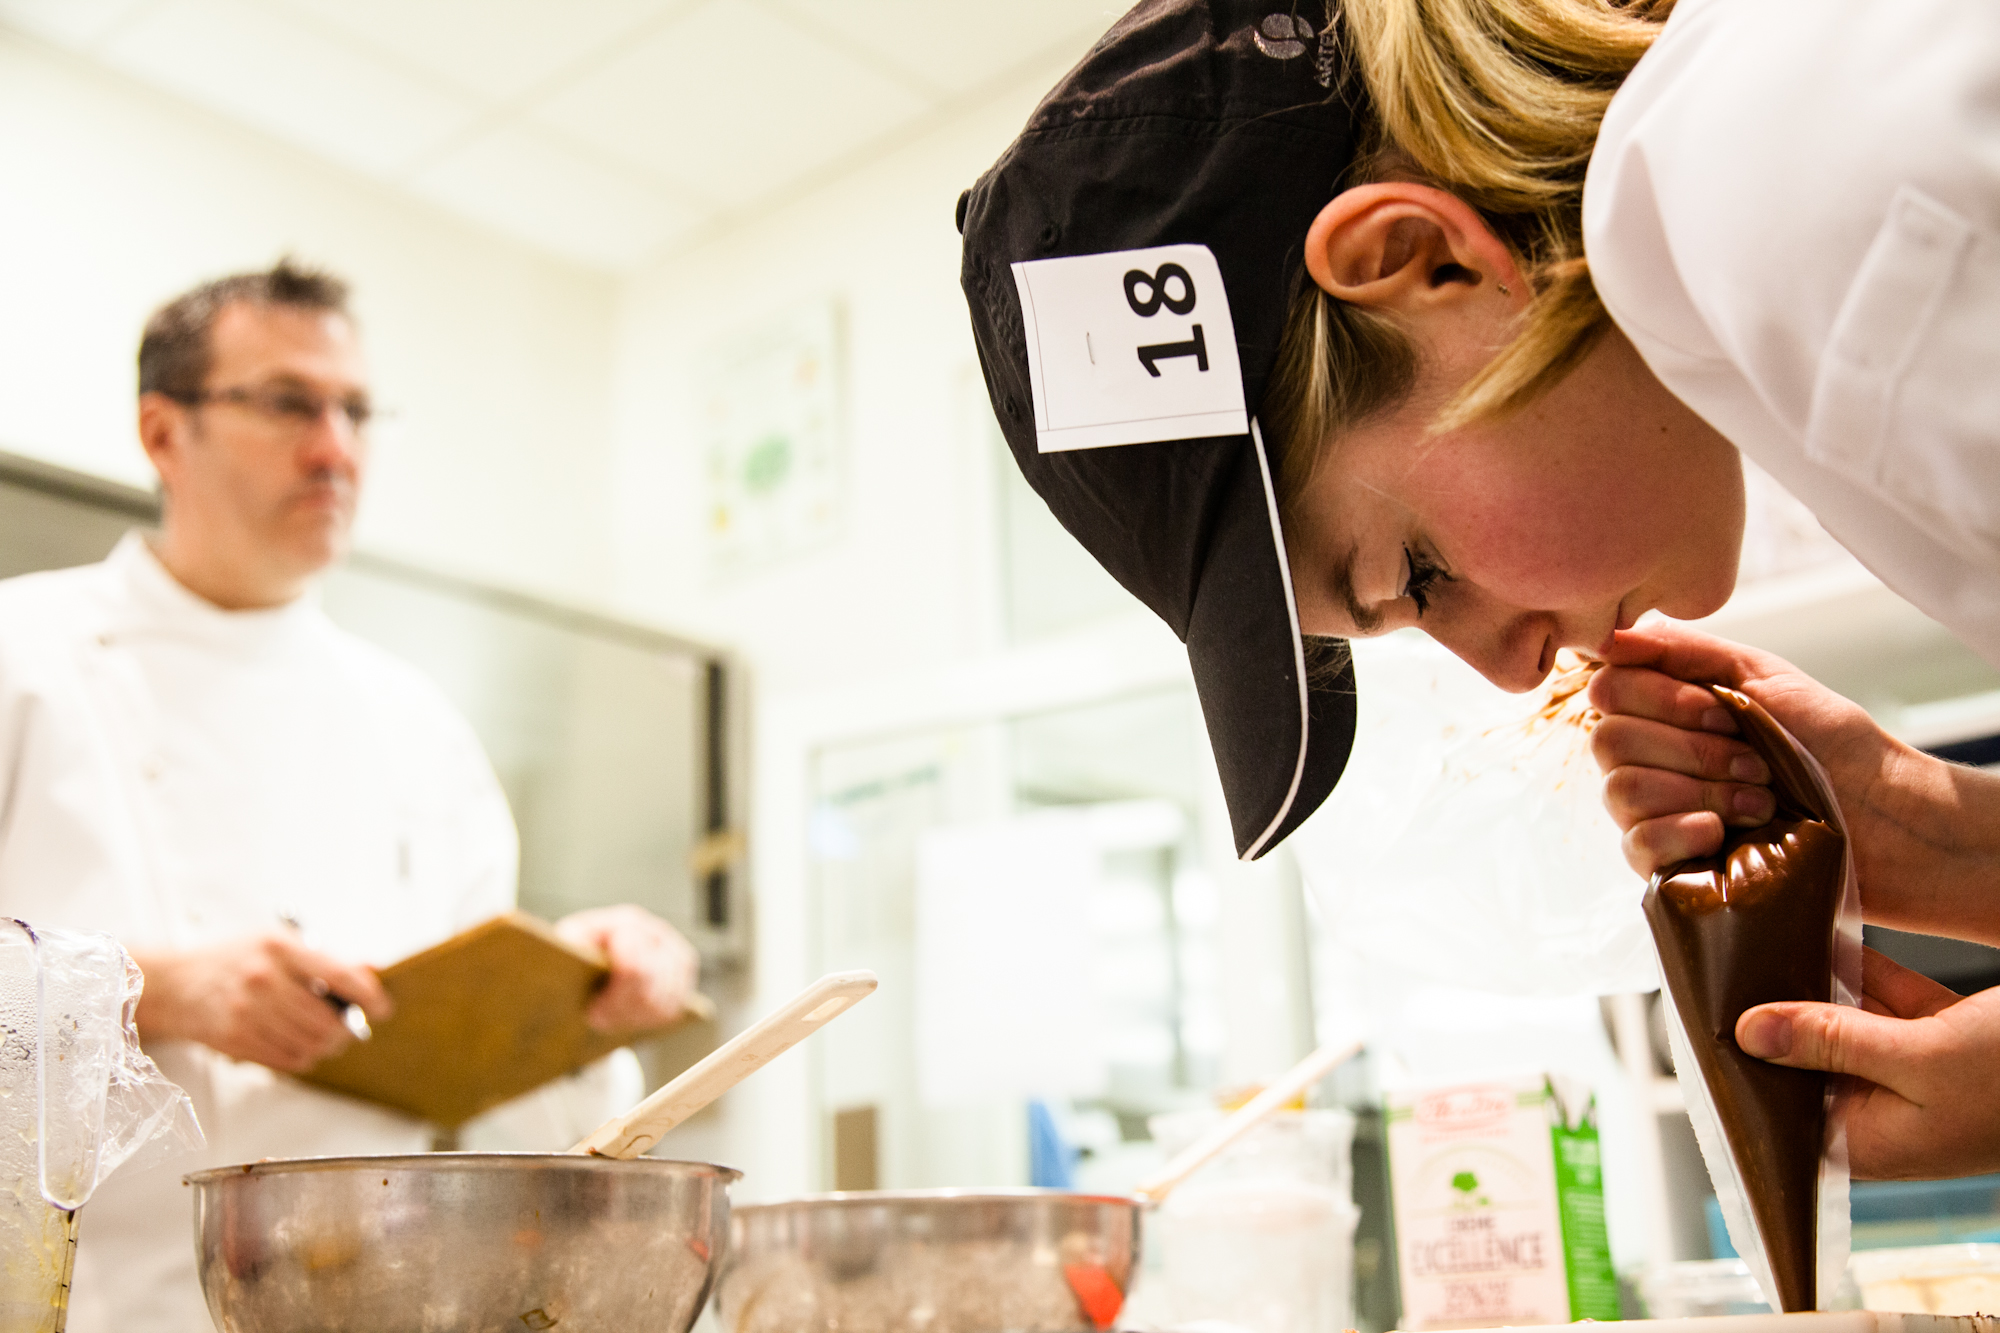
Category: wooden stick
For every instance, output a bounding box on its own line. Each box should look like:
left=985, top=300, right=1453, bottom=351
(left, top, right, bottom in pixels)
left=569, top=970, right=877, bottom=1158
left=1132, top=1039, right=1363, bottom=1203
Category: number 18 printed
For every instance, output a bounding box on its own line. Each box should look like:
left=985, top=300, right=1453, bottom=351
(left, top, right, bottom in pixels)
left=1011, top=243, right=1248, bottom=453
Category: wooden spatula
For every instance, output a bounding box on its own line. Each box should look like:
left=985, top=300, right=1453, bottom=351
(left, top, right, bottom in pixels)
left=569, top=970, right=877, bottom=1158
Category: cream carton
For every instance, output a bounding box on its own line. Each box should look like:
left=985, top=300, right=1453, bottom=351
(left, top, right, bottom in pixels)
left=1385, top=1075, right=1617, bottom=1329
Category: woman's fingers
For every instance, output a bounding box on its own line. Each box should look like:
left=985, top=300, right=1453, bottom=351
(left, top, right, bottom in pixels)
left=1593, top=712, right=1776, bottom=875
left=1862, top=946, right=1963, bottom=1021
left=1620, top=810, right=1725, bottom=877
left=1590, top=648, right=1783, bottom=880
left=1606, top=772, right=1774, bottom=875
left=1592, top=712, right=1769, bottom=785
left=1598, top=622, right=1775, bottom=686
left=1590, top=664, right=1742, bottom=734
left=1603, top=760, right=1775, bottom=831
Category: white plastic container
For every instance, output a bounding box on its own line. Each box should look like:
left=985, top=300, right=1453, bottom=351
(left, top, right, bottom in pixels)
left=1130, top=1108, right=1359, bottom=1333
left=1641, top=1258, right=1775, bottom=1318
left=1850, top=1244, right=2000, bottom=1315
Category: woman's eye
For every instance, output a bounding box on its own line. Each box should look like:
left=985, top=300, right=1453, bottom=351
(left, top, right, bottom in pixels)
left=1402, top=545, right=1449, bottom=615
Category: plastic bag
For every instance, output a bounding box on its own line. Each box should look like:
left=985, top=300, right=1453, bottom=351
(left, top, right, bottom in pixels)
left=1294, top=642, right=1655, bottom=996
left=1645, top=691, right=1861, bottom=1313
left=0, top=919, right=203, bottom=1210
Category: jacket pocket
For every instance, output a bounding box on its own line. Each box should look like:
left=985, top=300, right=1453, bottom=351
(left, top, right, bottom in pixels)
left=1804, top=184, right=1986, bottom=517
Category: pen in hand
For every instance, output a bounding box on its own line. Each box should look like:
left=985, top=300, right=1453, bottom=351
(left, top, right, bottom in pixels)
left=280, top=912, right=374, bottom=1043
left=310, top=976, right=374, bottom=1042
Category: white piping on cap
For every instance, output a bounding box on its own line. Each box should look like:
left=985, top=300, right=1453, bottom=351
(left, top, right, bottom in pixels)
left=1241, top=417, right=1311, bottom=862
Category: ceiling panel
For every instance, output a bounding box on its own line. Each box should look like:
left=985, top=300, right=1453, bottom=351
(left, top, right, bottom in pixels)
left=97, top=0, right=480, bottom=178
left=408, top=124, right=707, bottom=270
left=0, top=0, right=151, bottom=48
left=529, top=0, right=931, bottom=211
left=3, top=0, right=1114, bottom=272
left=770, top=0, right=1113, bottom=97
left=276, top=0, right=684, bottom=103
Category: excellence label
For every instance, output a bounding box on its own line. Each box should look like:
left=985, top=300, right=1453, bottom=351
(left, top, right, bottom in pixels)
left=1386, top=1076, right=1617, bottom=1329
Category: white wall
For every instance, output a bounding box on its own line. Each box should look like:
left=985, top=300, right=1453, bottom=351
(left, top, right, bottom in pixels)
left=599, top=44, right=1224, bottom=1199
left=602, top=76, right=1067, bottom=691
left=0, top=32, right=620, bottom=602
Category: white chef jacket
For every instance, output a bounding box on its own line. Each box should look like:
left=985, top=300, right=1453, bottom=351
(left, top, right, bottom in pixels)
left=1584, top=0, right=2000, bottom=664
left=0, top=533, right=536, bottom=1332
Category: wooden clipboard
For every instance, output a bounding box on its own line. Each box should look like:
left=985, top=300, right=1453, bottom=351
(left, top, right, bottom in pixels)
left=298, top=911, right=713, bottom=1128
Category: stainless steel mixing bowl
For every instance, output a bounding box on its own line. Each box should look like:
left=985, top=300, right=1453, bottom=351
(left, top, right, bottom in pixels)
left=713, top=1189, right=1142, bottom=1333
left=188, top=1154, right=739, bottom=1333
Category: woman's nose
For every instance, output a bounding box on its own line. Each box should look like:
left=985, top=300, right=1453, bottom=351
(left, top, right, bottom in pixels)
left=1431, top=611, right=1552, bottom=694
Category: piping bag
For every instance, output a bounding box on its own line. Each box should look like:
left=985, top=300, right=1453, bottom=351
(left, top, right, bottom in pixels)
left=1643, top=687, right=1862, bottom=1312
left=0, top=920, right=203, bottom=1209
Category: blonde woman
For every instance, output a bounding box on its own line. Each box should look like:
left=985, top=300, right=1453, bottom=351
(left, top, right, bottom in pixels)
left=962, top=0, right=2000, bottom=1178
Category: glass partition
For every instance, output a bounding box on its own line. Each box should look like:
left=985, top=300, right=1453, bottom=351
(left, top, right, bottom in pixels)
left=0, top=449, right=739, bottom=959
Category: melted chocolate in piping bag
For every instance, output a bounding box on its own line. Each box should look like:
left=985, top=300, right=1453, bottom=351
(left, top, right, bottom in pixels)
left=1642, top=687, right=1851, bottom=1313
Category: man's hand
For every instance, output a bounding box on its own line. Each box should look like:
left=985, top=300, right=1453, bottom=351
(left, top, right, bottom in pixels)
left=1736, top=947, right=2000, bottom=1179
left=1587, top=623, right=2000, bottom=944
left=130, top=935, right=393, bottom=1074
left=555, top=905, right=700, bottom=1034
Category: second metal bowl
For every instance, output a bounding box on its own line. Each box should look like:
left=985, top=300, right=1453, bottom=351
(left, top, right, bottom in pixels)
left=713, top=1189, right=1142, bottom=1333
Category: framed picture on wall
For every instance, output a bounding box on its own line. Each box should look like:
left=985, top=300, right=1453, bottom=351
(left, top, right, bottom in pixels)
left=699, top=298, right=845, bottom=581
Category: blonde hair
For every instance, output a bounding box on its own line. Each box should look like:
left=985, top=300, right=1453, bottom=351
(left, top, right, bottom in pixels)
left=1268, top=0, right=1673, bottom=512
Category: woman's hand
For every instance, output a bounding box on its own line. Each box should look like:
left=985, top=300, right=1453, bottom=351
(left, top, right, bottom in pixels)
left=1738, top=947, right=2000, bottom=1179
left=1587, top=622, right=2000, bottom=944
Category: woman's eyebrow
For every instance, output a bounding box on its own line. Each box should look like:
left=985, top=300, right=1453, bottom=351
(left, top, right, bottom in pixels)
left=1332, top=545, right=1385, bottom=634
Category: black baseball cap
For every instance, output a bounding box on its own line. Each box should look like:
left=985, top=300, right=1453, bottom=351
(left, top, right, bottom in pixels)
left=959, top=0, right=1367, bottom=859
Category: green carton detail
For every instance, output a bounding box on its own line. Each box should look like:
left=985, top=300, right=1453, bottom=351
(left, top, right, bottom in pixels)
left=1552, top=1122, right=1619, bottom=1320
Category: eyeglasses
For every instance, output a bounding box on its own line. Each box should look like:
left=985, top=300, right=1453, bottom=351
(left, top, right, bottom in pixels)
left=174, top=384, right=381, bottom=435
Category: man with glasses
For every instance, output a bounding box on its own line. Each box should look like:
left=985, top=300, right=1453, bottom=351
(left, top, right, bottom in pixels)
left=0, top=260, right=701, bottom=1332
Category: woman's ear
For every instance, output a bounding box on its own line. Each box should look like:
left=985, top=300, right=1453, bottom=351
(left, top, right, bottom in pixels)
left=1303, top=183, right=1525, bottom=316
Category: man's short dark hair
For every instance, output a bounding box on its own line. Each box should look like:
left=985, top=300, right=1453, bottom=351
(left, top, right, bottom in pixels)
left=137, top=258, right=353, bottom=401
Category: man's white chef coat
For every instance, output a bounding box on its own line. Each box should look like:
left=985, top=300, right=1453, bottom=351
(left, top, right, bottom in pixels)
left=0, top=532, right=513, bottom=1332
left=1585, top=0, right=2000, bottom=663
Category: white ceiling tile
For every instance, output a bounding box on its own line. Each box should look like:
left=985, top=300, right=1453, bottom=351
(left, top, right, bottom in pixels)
left=529, top=0, right=930, bottom=210
left=0, top=0, right=151, bottom=50
left=276, top=0, right=682, bottom=103
left=97, top=0, right=481, bottom=178
left=769, top=0, right=1113, bottom=96
left=408, top=124, right=708, bottom=270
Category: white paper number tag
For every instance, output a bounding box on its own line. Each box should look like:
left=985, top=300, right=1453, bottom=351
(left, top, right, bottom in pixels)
left=1012, top=244, right=1247, bottom=453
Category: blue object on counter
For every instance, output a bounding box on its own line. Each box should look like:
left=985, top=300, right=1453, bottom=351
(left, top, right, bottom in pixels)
left=1852, top=1174, right=2000, bottom=1249
left=1028, top=1099, right=1077, bottom=1189
left=1853, top=1175, right=2000, bottom=1223
left=1705, top=1195, right=1737, bottom=1259
left=1704, top=1175, right=2000, bottom=1259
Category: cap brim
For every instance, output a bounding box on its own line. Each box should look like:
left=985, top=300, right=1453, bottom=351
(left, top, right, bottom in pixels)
left=1187, top=421, right=1356, bottom=859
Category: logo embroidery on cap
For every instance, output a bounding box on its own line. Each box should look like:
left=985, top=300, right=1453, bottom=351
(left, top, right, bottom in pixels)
left=1251, top=2, right=1344, bottom=89
left=1253, top=11, right=1312, bottom=59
